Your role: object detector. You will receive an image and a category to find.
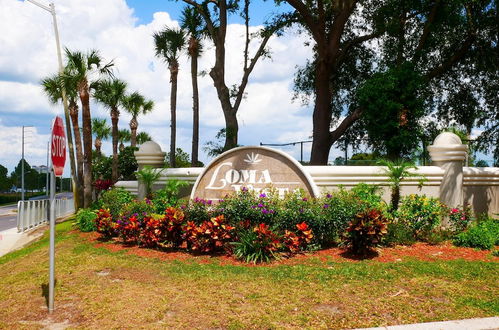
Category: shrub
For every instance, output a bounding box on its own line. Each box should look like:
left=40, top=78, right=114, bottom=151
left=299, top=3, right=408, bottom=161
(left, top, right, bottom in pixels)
left=152, top=179, right=189, bottom=212
left=160, top=207, right=186, bottom=247
left=383, top=221, right=416, bottom=246
left=116, top=199, right=156, bottom=244
left=183, top=215, right=235, bottom=253
left=448, top=206, right=474, bottom=233
left=182, top=197, right=213, bottom=225
left=74, top=208, right=97, bottom=232
left=344, top=209, right=389, bottom=255
left=95, top=209, right=116, bottom=238
left=218, top=189, right=278, bottom=227
left=453, top=219, right=499, bottom=250
left=283, top=222, right=314, bottom=253
left=397, top=194, right=444, bottom=240
left=232, top=223, right=281, bottom=264
left=315, top=189, right=372, bottom=245
left=100, top=188, right=133, bottom=220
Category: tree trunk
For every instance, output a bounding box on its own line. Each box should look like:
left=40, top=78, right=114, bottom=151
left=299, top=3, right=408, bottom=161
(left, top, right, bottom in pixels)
left=310, top=60, right=334, bottom=165
left=68, top=100, right=84, bottom=208
left=190, top=41, right=200, bottom=167
left=79, top=80, right=93, bottom=208
left=130, top=117, right=138, bottom=149
left=170, top=62, right=179, bottom=168
left=94, top=138, right=102, bottom=156
left=111, top=108, right=119, bottom=182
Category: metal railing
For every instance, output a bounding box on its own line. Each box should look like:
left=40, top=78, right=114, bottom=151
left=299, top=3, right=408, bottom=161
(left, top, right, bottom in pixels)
left=17, top=198, right=75, bottom=233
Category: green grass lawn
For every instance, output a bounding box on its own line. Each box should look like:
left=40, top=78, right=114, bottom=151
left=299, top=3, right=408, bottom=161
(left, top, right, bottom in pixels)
left=0, top=221, right=497, bottom=329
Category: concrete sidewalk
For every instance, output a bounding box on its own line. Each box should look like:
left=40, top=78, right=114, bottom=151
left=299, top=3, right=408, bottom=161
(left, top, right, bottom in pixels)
left=356, top=317, right=499, bottom=329
left=0, top=225, right=47, bottom=257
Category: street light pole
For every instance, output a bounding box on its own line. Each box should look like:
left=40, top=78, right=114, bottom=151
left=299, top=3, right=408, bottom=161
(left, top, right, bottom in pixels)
left=21, top=126, right=25, bottom=201
left=26, top=0, right=79, bottom=208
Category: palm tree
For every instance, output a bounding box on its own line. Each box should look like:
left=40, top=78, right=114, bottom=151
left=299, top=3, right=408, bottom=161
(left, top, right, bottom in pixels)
left=92, top=118, right=111, bottom=156
left=63, top=48, right=113, bottom=207
left=118, top=129, right=131, bottom=152
left=153, top=27, right=186, bottom=168
left=93, top=78, right=127, bottom=182
left=379, top=159, right=424, bottom=212
left=136, top=132, right=152, bottom=146
left=181, top=7, right=204, bottom=167
left=122, top=92, right=154, bottom=148
left=41, top=73, right=84, bottom=208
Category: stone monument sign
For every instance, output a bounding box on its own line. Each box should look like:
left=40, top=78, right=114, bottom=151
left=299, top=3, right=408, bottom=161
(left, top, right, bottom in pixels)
left=191, top=146, right=318, bottom=200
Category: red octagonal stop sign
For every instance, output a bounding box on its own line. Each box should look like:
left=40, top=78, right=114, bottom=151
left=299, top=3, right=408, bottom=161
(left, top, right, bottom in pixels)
left=51, top=116, right=66, bottom=177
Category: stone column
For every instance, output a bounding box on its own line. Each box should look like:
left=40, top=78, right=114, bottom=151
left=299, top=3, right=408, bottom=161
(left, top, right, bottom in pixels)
left=134, top=141, right=166, bottom=199
left=427, top=132, right=468, bottom=227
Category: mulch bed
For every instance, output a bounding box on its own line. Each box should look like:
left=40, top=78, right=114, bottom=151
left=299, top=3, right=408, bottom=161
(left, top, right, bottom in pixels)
left=78, top=231, right=498, bottom=266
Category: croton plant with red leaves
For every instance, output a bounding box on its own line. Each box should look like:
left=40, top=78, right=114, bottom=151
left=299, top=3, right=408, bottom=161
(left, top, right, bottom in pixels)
left=94, top=208, right=117, bottom=238
left=183, top=215, right=235, bottom=253
left=283, top=222, right=314, bottom=253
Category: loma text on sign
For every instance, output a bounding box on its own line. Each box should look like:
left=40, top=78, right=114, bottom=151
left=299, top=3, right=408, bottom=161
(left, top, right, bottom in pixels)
left=191, top=146, right=318, bottom=200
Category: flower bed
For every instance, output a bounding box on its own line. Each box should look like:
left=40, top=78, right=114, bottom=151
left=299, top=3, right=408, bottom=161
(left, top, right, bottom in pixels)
left=85, top=185, right=498, bottom=263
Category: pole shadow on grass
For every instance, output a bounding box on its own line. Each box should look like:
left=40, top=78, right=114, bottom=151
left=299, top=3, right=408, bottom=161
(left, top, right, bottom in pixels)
left=41, top=280, right=57, bottom=308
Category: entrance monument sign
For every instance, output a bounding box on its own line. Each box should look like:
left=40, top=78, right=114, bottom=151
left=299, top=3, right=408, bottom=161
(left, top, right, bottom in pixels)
left=191, top=146, right=318, bottom=200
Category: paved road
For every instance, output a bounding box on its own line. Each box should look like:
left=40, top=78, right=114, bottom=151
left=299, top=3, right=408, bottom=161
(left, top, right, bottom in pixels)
left=0, top=193, right=73, bottom=232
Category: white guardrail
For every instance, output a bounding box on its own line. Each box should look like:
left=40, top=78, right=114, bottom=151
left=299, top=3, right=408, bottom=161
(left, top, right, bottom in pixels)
left=17, top=199, right=75, bottom=233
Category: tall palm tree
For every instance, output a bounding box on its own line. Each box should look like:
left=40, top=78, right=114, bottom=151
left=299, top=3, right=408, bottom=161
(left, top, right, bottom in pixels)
left=136, top=131, right=152, bottom=146
left=63, top=48, right=113, bottom=207
left=41, top=73, right=84, bottom=208
left=93, top=78, right=127, bottom=182
left=181, top=7, right=204, bottom=167
left=153, top=27, right=186, bottom=168
left=118, top=128, right=131, bottom=152
left=92, top=118, right=111, bottom=156
left=122, top=92, right=154, bottom=148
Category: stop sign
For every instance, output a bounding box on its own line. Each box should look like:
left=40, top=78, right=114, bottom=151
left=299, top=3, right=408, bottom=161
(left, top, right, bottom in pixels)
left=51, top=116, right=66, bottom=177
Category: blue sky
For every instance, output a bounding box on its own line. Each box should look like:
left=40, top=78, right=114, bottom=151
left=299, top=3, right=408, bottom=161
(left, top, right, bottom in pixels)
left=126, top=0, right=290, bottom=25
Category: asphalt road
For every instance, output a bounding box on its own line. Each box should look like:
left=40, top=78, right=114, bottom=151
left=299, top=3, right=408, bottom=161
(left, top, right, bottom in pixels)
left=0, top=193, right=73, bottom=232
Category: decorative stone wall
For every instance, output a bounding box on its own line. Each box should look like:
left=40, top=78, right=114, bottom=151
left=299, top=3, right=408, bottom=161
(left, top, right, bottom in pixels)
left=114, top=133, right=499, bottom=216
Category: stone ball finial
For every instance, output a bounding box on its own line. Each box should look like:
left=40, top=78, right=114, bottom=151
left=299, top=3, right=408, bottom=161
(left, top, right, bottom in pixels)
left=134, top=140, right=166, bottom=169
left=432, top=132, right=464, bottom=146
left=428, top=132, right=468, bottom=162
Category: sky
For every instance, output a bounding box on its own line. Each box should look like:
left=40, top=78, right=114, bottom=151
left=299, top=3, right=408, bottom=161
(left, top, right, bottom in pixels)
left=0, top=0, right=326, bottom=176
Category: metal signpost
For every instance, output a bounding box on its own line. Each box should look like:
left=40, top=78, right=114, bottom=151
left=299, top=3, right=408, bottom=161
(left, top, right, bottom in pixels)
left=49, top=116, right=66, bottom=313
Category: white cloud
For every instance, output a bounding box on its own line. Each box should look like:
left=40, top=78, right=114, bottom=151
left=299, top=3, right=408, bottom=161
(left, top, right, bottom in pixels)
left=0, top=0, right=316, bottom=173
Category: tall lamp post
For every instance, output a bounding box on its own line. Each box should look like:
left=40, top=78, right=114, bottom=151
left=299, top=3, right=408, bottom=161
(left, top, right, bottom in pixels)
left=26, top=0, right=78, bottom=208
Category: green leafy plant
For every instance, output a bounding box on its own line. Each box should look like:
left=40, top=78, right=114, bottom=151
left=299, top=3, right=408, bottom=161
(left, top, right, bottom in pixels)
left=378, top=159, right=425, bottom=212
left=232, top=223, right=281, bottom=264
left=74, top=208, right=97, bottom=232
left=383, top=221, right=416, bottom=246
left=344, top=209, right=389, bottom=255
left=152, top=179, right=189, bottom=212
left=136, top=165, right=164, bottom=199
left=99, top=188, right=133, bottom=220
left=453, top=219, right=499, bottom=250
left=397, top=194, right=444, bottom=240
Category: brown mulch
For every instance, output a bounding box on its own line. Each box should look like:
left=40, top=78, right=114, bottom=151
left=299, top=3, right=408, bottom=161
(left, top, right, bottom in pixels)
left=78, top=231, right=498, bottom=266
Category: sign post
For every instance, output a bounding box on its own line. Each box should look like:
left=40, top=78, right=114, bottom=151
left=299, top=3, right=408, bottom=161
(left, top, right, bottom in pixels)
left=49, top=116, right=66, bottom=313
